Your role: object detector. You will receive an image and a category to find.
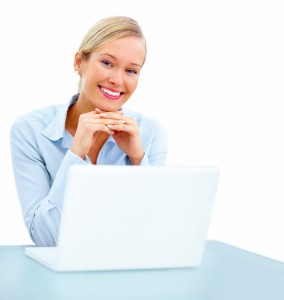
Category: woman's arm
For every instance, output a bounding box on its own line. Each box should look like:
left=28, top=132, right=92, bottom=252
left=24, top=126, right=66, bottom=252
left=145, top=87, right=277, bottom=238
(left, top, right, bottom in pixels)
left=10, top=117, right=87, bottom=246
left=127, top=115, right=168, bottom=166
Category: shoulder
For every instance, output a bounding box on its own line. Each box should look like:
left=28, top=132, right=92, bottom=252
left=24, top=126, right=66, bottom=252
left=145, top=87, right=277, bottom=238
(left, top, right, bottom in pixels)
left=10, top=104, right=64, bottom=135
left=13, top=104, right=59, bottom=124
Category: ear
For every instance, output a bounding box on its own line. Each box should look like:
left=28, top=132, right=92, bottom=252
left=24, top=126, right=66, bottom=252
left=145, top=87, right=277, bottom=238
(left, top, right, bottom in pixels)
left=74, top=52, right=83, bottom=74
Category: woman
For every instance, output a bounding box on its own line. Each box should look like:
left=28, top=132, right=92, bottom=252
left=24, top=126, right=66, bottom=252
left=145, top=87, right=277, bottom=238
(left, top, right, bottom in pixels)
left=10, top=16, right=168, bottom=246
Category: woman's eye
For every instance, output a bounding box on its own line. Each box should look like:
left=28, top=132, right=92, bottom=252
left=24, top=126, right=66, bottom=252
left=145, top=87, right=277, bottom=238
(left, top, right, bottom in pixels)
left=101, top=60, right=112, bottom=67
left=126, top=69, right=138, bottom=75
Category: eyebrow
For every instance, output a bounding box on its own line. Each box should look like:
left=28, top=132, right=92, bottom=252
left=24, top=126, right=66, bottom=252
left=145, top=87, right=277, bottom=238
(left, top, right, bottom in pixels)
left=99, top=53, right=142, bottom=67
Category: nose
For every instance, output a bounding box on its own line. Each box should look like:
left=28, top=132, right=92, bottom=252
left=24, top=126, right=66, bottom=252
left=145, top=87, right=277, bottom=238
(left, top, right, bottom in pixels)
left=109, top=70, right=123, bottom=87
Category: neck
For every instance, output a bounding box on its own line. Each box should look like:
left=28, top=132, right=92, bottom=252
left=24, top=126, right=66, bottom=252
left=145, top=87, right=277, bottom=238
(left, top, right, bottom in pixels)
left=65, top=102, right=81, bottom=136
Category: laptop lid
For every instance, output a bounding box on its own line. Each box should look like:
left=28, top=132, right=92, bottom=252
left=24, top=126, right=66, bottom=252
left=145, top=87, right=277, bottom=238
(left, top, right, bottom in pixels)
left=27, top=165, right=220, bottom=271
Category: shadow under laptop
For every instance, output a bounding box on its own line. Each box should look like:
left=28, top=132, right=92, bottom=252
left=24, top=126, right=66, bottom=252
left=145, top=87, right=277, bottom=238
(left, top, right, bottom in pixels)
left=36, top=244, right=224, bottom=300
left=49, top=268, right=221, bottom=300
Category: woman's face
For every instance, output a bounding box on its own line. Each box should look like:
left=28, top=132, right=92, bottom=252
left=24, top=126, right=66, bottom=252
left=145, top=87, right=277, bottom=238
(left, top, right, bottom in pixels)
left=75, top=35, right=146, bottom=112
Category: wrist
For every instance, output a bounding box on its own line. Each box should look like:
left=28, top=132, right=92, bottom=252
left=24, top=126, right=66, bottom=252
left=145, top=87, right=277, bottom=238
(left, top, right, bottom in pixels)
left=70, top=146, right=86, bottom=160
left=129, top=151, right=145, bottom=165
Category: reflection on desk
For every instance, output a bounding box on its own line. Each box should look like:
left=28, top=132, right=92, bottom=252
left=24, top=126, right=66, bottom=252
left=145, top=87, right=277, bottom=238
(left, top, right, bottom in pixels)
left=0, top=240, right=283, bottom=300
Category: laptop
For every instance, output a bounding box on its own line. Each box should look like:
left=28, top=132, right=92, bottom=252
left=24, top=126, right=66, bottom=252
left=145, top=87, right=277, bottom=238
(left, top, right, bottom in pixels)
left=25, top=165, right=220, bottom=272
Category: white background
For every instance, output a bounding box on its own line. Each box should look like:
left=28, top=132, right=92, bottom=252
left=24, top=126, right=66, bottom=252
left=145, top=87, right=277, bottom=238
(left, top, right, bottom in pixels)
left=1, top=0, right=283, bottom=262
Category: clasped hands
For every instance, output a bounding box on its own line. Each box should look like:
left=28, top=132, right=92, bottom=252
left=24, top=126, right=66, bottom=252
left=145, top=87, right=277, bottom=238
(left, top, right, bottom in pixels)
left=71, top=108, right=144, bottom=165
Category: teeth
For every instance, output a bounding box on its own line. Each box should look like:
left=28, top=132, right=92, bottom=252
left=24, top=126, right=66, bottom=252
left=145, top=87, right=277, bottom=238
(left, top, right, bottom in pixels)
left=101, top=87, right=120, bottom=97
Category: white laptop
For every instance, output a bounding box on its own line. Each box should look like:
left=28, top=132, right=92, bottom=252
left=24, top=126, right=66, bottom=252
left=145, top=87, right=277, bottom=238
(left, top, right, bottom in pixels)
left=25, top=165, right=220, bottom=272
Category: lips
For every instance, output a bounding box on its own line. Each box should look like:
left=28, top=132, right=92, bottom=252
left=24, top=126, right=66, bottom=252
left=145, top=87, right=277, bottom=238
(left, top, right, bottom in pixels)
left=99, top=86, right=123, bottom=100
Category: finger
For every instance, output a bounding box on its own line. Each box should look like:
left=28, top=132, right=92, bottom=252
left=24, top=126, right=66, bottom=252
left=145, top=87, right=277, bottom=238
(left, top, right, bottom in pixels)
left=106, top=123, right=136, bottom=133
left=99, top=113, right=125, bottom=122
left=95, top=108, right=124, bottom=115
left=78, top=111, right=102, bottom=122
left=95, top=108, right=102, bottom=113
left=78, top=121, right=115, bottom=135
left=94, top=125, right=115, bottom=135
left=84, top=117, right=126, bottom=126
left=122, top=116, right=136, bottom=125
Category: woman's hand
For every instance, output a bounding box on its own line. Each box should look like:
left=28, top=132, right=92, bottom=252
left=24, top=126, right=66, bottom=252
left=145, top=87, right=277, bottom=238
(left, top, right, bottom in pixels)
left=70, top=109, right=125, bottom=159
left=97, top=108, right=145, bottom=165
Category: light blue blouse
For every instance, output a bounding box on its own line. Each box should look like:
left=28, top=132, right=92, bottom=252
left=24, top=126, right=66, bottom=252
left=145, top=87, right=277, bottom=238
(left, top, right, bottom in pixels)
left=10, top=94, right=168, bottom=246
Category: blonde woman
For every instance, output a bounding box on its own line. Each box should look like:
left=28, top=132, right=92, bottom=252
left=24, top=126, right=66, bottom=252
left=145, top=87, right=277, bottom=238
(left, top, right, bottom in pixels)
left=10, top=16, right=168, bottom=246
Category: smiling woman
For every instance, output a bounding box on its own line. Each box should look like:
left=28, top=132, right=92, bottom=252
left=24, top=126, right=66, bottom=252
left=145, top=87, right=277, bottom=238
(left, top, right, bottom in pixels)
left=10, top=16, right=168, bottom=247
left=67, top=35, right=147, bottom=163
left=73, top=35, right=145, bottom=112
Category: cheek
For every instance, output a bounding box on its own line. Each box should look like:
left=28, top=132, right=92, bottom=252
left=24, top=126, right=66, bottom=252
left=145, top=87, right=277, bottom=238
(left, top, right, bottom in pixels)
left=126, top=77, right=139, bottom=93
left=81, top=69, right=103, bottom=90
left=85, top=64, right=107, bottom=81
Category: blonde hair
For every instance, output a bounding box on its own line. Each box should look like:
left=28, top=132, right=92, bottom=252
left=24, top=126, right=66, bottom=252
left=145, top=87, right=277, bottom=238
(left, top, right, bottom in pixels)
left=77, top=16, right=146, bottom=90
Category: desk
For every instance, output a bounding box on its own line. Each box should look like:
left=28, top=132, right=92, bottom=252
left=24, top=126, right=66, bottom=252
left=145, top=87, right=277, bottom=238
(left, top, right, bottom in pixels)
left=0, top=240, right=283, bottom=300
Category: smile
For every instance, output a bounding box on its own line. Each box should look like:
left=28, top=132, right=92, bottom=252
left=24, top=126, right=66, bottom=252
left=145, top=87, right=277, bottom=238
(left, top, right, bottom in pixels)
left=99, top=86, right=123, bottom=99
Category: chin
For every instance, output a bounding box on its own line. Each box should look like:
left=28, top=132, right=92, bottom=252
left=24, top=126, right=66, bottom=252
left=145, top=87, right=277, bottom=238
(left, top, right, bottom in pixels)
left=98, top=103, right=122, bottom=112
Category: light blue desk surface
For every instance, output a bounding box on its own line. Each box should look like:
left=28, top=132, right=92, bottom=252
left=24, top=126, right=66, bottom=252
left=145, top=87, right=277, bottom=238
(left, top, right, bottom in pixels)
left=0, top=240, right=283, bottom=300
